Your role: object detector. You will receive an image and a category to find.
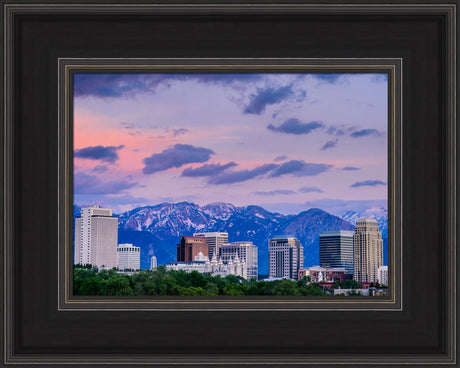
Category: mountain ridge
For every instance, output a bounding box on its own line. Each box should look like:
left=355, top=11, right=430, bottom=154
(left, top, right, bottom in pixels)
left=74, top=202, right=388, bottom=273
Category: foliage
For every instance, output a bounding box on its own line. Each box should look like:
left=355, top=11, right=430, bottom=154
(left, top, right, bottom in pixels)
left=329, top=279, right=363, bottom=290
left=73, top=265, right=327, bottom=296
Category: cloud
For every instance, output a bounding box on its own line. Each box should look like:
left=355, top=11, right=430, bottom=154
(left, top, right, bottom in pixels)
left=274, top=155, right=288, bottom=162
left=243, top=85, right=295, bottom=114
left=267, top=118, right=324, bottom=135
left=321, top=139, right=338, bottom=151
left=254, top=190, right=296, bottom=196
left=74, top=172, right=137, bottom=194
left=120, top=122, right=136, bottom=129
left=181, top=162, right=237, bottom=177
left=350, top=180, right=387, bottom=188
left=168, top=128, right=189, bottom=137
left=270, top=160, right=332, bottom=177
left=143, top=144, right=214, bottom=174
left=313, top=74, right=342, bottom=84
left=74, top=73, right=265, bottom=98
left=74, top=74, right=162, bottom=98
left=326, top=125, right=346, bottom=136
left=371, top=74, right=388, bottom=83
left=92, top=165, right=110, bottom=174
left=191, top=74, right=264, bottom=85
left=74, top=145, right=124, bottom=164
left=208, top=163, right=278, bottom=184
left=340, top=166, right=361, bottom=171
left=298, top=186, right=324, bottom=193
left=350, top=129, right=382, bottom=138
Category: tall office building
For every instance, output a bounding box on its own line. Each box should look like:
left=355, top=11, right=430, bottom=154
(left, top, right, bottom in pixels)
left=117, top=243, right=141, bottom=271
left=268, top=236, right=304, bottom=280
left=353, top=218, right=384, bottom=283
left=193, top=232, right=228, bottom=260
left=378, top=265, right=388, bottom=285
left=177, top=236, right=208, bottom=262
left=219, top=241, right=258, bottom=279
left=319, top=230, right=354, bottom=275
left=74, top=205, right=118, bottom=268
left=150, top=255, right=157, bottom=270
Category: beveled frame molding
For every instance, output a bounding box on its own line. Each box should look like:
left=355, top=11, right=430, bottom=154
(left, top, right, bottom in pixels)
left=57, top=57, right=402, bottom=312
left=2, top=2, right=456, bottom=366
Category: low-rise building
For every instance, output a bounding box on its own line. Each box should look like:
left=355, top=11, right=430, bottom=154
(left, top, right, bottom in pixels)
left=116, top=243, right=140, bottom=271
left=165, top=252, right=247, bottom=279
left=298, top=266, right=350, bottom=282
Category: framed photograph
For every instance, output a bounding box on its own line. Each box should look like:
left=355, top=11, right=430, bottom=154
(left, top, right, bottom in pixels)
left=65, top=60, right=399, bottom=305
left=2, top=1, right=457, bottom=367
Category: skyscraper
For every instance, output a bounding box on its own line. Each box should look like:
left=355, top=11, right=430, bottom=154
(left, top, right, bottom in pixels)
left=117, top=243, right=141, bottom=271
left=377, top=265, right=388, bottom=285
left=193, top=232, right=228, bottom=260
left=353, top=218, right=384, bottom=283
left=319, top=230, right=354, bottom=275
left=268, top=236, right=304, bottom=280
left=74, top=205, right=118, bottom=268
left=150, top=255, right=157, bottom=270
left=219, top=241, right=258, bottom=279
left=177, top=236, right=208, bottom=262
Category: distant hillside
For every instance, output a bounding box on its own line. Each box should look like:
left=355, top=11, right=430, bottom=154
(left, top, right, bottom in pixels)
left=115, top=202, right=355, bottom=273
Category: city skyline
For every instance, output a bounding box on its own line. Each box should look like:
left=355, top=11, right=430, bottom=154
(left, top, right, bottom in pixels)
left=74, top=73, right=388, bottom=215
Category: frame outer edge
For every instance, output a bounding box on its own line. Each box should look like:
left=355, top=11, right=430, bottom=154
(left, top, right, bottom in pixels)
left=2, top=2, right=457, bottom=366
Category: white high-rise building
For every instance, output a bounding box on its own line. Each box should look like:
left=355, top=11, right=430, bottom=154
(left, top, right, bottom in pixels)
left=74, top=206, right=118, bottom=268
left=353, top=218, right=384, bottom=283
left=268, top=236, right=304, bottom=280
left=193, top=232, right=228, bottom=260
left=378, top=265, right=388, bottom=286
left=150, top=255, right=157, bottom=270
left=116, top=243, right=141, bottom=271
left=219, top=241, right=258, bottom=279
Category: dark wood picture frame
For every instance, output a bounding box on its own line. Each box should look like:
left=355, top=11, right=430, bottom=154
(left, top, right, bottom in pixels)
left=1, top=1, right=457, bottom=367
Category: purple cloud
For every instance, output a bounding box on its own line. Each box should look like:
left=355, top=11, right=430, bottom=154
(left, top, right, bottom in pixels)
left=274, top=155, right=288, bottom=162
left=181, top=162, right=237, bottom=177
left=270, top=160, right=332, bottom=177
left=321, top=139, right=338, bottom=151
left=267, top=118, right=324, bottom=135
left=314, top=74, right=342, bottom=84
left=371, top=74, right=388, bottom=83
left=326, top=125, right=346, bottom=136
left=74, top=145, right=124, bottom=164
left=350, top=180, right=386, bottom=188
left=243, top=85, right=295, bottom=114
left=340, top=166, right=361, bottom=171
left=74, top=172, right=137, bottom=194
left=143, top=144, right=214, bottom=174
left=298, top=186, right=324, bottom=193
left=92, top=165, right=110, bottom=174
left=74, top=73, right=265, bottom=98
left=350, top=129, right=382, bottom=138
left=168, top=128, right=189, bottom=137
left=254, top=190, right=296, bottom=196
left=208, top=163, right=278, bottom=184
left=74, top=74, right=160, bottom=98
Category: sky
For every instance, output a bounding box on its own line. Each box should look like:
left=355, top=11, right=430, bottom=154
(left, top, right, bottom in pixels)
left=74, top=73, right=388, bottom=215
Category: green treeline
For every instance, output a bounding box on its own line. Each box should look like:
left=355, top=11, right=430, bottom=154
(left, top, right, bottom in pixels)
left=73, top=265, right=331, bottom=296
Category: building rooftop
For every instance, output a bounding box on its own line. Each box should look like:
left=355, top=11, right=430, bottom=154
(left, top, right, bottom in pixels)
left=270, top=235, right=299, bottom=240
left=319, top=230, right=354, bottom=237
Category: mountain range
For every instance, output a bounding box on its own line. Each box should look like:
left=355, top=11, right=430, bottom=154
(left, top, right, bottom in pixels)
left=74, top=202, right=388, bottom=274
